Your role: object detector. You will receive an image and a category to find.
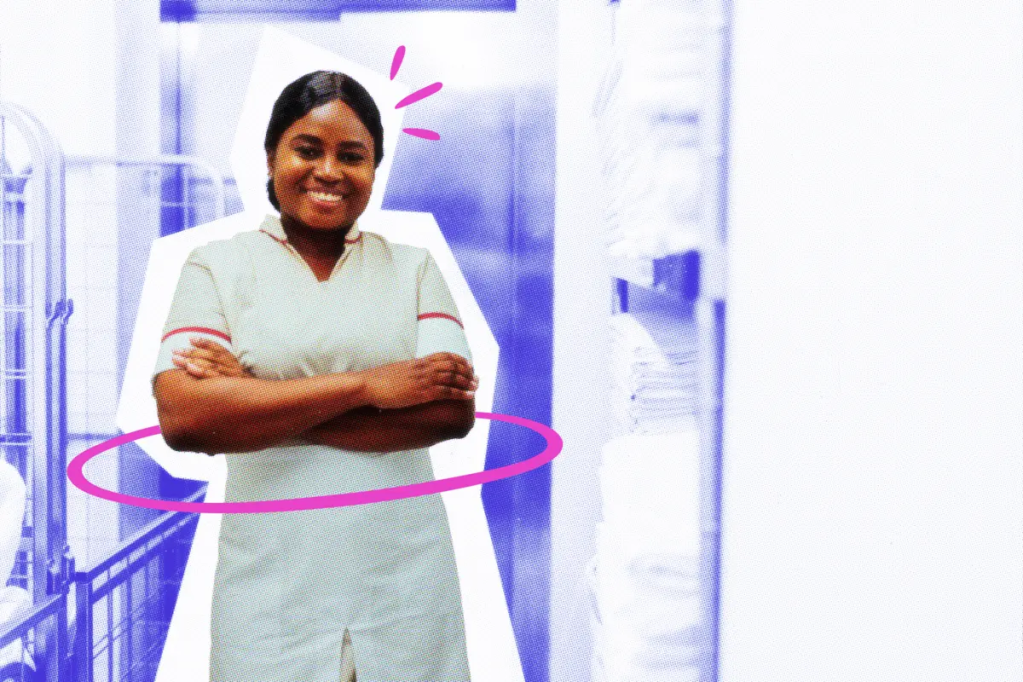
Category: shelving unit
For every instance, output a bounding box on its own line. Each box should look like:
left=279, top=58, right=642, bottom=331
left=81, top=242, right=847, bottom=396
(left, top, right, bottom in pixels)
left=591, top=0, right=730, bottom=679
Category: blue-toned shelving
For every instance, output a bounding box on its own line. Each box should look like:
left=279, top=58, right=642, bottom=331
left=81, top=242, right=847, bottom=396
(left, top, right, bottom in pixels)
left=590, top=1, right=731, bottom=680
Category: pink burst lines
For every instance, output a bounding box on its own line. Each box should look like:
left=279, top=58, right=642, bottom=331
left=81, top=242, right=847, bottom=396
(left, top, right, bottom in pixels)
left=391, top=45, right=442, bottom=141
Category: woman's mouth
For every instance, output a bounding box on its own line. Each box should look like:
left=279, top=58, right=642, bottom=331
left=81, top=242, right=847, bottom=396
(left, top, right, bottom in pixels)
left=305, top=189, right=345, bottom=206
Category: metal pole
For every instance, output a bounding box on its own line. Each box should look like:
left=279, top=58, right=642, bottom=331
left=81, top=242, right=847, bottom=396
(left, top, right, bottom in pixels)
left=74, top=579, right=94, bottom=682
left=696, top=1, right=732, bottom=680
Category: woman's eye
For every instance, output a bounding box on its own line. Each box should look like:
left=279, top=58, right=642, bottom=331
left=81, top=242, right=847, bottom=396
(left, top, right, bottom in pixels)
left=296, top=147, right=319, bottom=159
left=340, top=153, right=365, bottom=163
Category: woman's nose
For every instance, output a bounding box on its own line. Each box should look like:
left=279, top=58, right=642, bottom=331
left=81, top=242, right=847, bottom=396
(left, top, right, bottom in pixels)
left=314, top=157, right=343, bottom=181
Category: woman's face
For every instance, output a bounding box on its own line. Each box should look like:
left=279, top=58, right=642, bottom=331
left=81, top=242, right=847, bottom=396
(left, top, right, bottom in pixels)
left=268, top=99, right=376, bottom=231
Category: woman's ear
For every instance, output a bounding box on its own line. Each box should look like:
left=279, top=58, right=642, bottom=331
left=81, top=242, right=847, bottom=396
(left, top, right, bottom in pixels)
left=266, top=152, right=275, bottom=178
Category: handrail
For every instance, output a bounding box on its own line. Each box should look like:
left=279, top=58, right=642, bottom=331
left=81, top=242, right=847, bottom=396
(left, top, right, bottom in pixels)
left=73, top=487, right=205, bottom=581
left=71, top=487, right=204, bottom=682
left=65, top=153, right=226, bottom=220
left=0, top=592, right=63, bottom=650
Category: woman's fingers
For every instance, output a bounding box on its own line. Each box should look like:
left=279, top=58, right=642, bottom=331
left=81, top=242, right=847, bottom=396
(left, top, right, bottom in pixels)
left=422, top=353, right=474, bottom=387
left=440, top=367, right=475, bottom=384
left=174, top=350, right=220, bottom=375
left=430, top=369, right=474, bottom=392
left=429, top=384, right=475, bottom=401
left=175, top=348, right=218, bottom=365
left=173, top=353, right=207, bottom=376
left=360, top=356, right=477, bottom=409
left=174, top=338, right=251, bottom=378
left=188, top=338, right=236, bottom=365
left=192, top=361, right=217, bottom=378
left=425, top=352, right=472, bottom=374
left=173, top=354, right=217, bottom=378
left=175, top=355, right=217, bottom=376
left=433, top=371, right=475, bottom=398
left=429, top=368, right=469, bottom=387
left=418, top=354, right=479, bottom=398
left=172, top=354, right=206, bottom=377
left=174, top=351, right=236, bottom=378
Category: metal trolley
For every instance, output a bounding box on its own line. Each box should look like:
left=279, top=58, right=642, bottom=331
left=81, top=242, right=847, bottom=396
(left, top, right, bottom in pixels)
left=0, top=100, right=225, bottom=682
left=0, top=99, right=72, bottom=682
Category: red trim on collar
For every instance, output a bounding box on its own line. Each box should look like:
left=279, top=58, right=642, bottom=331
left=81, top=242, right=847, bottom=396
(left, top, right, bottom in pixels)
left=417, top=312, right=464, bottom=329
left=259, top=228, right=288, bottom=245
left=261, top=228, right=361, bottom=245
left=162, top=327, right=232, bottom=343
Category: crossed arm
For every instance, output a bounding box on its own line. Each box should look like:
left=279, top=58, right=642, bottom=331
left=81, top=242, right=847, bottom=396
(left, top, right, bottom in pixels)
left=154, top=338, right=477, bottom=455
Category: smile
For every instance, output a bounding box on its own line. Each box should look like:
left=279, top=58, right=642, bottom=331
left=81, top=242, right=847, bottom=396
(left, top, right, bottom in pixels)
left=306, top=190, right=345, bottom=204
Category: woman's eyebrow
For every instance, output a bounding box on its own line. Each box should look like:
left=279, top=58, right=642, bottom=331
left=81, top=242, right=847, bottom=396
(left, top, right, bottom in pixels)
left=290, top=135, right=366, bottom=150
left=290, top=134, right=323, bottom=145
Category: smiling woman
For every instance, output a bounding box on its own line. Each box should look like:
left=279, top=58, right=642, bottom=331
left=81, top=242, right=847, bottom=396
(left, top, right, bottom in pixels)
left=150, top=71, right=477, bottom=681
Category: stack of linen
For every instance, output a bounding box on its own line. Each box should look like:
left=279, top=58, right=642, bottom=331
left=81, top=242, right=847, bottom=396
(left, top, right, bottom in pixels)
left=611, top=310, right=699, bottom=435
left=593, top=431, right=704, bottom=681
left=594, top=0, right=707, bottom=268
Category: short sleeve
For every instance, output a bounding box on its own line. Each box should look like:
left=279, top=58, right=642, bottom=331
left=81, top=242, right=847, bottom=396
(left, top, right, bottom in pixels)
left=416, top=252, right=472, bottom=363
left=152, top=247, right=232, bottom=391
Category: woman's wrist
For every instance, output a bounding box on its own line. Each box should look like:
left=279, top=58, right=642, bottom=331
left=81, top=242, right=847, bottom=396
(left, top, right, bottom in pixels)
left=300, top=400, right=472, bottom=453
left=332, top=370, right=370, bottom=410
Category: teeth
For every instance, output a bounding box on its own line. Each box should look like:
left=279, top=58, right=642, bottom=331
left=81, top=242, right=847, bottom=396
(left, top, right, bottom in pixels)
left=308, top=191, right=343, bottom=202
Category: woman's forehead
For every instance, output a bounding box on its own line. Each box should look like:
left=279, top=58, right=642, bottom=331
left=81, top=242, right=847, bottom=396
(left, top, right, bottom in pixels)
left=285, top=100, right=373, bottom=143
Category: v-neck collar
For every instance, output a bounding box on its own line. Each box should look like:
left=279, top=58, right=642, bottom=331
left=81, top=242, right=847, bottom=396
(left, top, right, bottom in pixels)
left=258, top=214, right=362, bottom=284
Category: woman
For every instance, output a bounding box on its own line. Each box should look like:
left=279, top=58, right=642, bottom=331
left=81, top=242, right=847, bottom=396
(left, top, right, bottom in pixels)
left=152, top=71, right=476, bottom=682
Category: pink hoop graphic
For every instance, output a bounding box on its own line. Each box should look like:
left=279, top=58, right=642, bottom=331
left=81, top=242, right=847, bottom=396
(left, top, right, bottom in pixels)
left=67, top=412, right=562, bottom=513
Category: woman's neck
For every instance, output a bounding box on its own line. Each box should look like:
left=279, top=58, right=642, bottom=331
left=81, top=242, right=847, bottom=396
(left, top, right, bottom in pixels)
left=279, top=214, right=352, bottom=261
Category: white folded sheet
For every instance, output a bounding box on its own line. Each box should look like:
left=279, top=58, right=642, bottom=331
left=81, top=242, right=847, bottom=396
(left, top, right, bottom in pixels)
left=594, top=431, right=704, bottom=680
left=611, top=312, right=700, bottom=434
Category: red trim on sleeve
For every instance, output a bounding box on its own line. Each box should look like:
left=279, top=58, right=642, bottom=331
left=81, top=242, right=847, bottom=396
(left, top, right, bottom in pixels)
left=345, top=232, right=362, bottom=244
left=417, top=312, right=464, bottom=329
left=161, top=327, right=232, bottom=343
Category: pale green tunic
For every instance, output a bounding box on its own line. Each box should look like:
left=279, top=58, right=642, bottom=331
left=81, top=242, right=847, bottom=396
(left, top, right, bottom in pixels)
left=153, top=214, right=472, bottom=681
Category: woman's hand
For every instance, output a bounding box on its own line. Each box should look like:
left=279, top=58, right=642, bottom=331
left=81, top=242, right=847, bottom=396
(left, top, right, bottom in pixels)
left=172, top=341, right=479, bottom=411
left=172, top=337, right=254, bottom=379
left=358, top=353, right=477, bottom=410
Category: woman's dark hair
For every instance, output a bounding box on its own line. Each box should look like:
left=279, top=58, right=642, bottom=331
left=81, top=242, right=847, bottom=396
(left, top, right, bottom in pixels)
left=264, top=71, right=384, bottom=210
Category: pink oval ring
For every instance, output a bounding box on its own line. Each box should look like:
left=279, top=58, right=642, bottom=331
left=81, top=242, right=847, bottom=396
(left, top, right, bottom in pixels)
left=67, top=412, right=562, bottom=513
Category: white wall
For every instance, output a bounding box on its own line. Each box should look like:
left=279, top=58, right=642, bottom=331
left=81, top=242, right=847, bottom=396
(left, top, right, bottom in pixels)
left=0, top=0, right=117, bottom=155
left=722, top=2, right=1023, bottom=680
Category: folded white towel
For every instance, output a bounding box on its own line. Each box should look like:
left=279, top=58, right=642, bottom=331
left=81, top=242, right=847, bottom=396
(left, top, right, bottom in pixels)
left=611, top=312, right=701, bottom=433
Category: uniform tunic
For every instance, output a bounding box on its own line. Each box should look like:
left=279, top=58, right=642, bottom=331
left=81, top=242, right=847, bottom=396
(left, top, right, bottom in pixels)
left=152, top=214, right=473, bottom=682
